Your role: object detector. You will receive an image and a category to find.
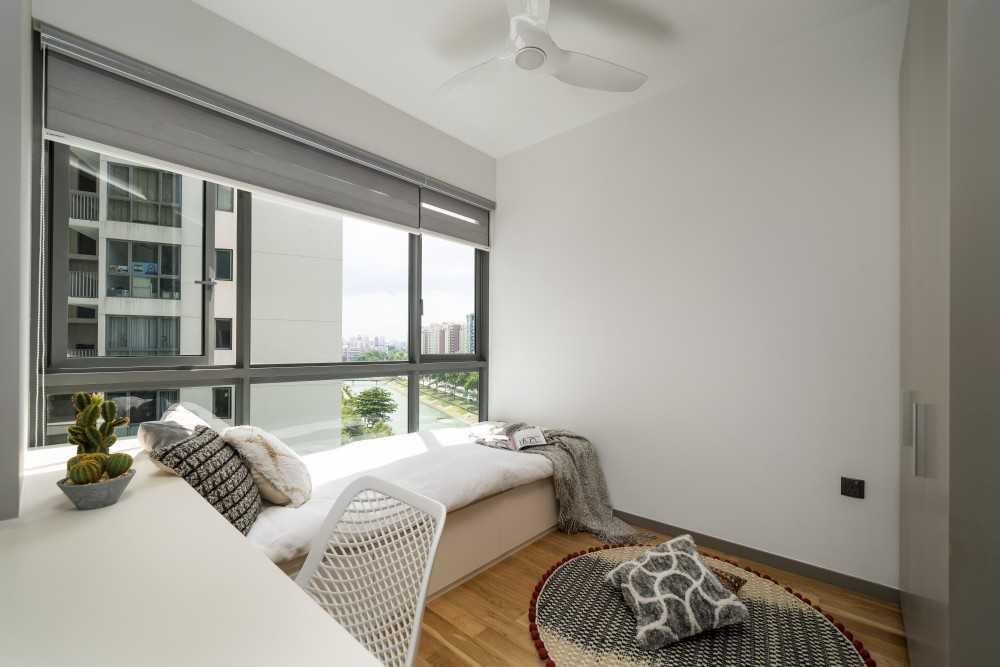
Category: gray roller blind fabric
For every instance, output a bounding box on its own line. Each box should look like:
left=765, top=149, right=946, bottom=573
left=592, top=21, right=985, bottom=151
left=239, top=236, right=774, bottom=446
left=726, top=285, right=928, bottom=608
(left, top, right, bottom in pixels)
left=41, top=27, right=492, bottom=244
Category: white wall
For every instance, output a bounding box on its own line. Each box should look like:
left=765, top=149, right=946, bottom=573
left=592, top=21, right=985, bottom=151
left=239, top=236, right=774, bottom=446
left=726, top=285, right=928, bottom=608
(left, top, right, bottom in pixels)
left=491, top=2, right=906, bottom=587
left=0, top=0, right=33, bottom=520
left=30, top=0, right=495, bottom=202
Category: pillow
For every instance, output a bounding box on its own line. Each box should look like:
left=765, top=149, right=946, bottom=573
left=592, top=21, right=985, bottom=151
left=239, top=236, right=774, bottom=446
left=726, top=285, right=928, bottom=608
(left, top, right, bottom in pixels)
left=221, top=425, right=311, bottom=507
left=137, top=421, right=194, bottom=475
left=609, top=558, right=747, bottom=596
left=150, top=426, right=262, bottom=535
left=606, top=535, right=749, bottom=649
left=161, top=403, right=228, bottom=432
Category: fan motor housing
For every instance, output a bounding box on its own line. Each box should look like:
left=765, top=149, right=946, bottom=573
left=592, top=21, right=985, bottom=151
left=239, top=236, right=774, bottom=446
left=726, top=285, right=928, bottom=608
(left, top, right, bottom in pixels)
left=514, top=46, right=547, bottom=70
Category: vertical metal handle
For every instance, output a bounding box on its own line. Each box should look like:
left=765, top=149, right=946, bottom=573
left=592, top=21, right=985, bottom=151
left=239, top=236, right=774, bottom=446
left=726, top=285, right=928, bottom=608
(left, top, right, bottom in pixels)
left=912, top=401, right=926, bottom=477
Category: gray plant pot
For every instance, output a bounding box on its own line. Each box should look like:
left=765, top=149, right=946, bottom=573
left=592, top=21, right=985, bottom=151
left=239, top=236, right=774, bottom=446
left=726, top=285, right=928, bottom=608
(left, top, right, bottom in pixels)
left=57, top=469, right=136, bottom=510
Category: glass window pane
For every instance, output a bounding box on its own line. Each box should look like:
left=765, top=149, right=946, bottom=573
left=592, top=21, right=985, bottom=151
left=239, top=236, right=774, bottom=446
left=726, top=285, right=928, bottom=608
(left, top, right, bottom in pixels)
left=130, top=276, right=158, bottom=299
left=419, top=371, right=479, bottom=429
left=421, top=235, right=475, bottom=355
left=161, top=245, right=179, bottom=276
left=56, top=141, right=204, bottom=359
left=251, top=195, right=408, bottom=364
left=212, top=386, right=233, bottom=420
left=215, top=318, right=232, bottom=350
left=216, top=185, right=234, bottom=211
left=342, top=217, right=408, bottom=361
left=107, top=240, right=129, bottom=273
left=250, top=376, right=407, bottom=455
left=42, top=387, right=233, bottom=447
left=215, top=249, right=232, bottom=281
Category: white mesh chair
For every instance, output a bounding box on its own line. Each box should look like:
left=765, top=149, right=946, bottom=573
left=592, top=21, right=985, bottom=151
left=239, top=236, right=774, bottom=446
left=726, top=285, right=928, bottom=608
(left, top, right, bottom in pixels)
left=295, top=476, right=446, bottom=667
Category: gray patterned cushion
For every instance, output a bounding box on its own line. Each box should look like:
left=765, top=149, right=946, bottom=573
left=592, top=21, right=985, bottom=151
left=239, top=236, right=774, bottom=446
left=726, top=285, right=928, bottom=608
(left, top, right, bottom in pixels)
left=150, top=426, right=262, bottom=535
left=605, top=534, right=749, bottom=649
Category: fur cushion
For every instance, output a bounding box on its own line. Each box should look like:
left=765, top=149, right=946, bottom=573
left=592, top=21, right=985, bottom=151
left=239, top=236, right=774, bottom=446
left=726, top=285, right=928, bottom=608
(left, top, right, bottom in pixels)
left=150, top=426, right=262, bottom=535
left=606, top=535, right=749, bottom=649
left=221, top=425, right=311, bottom=507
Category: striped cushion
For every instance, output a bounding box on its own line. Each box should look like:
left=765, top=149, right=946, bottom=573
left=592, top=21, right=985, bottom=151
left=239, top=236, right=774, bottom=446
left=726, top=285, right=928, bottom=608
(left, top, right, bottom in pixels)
left=150, top=426, right=262, bottom=535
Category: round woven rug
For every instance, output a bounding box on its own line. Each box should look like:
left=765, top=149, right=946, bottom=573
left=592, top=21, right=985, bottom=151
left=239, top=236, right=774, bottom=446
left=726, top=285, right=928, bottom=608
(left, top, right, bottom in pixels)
left=528, top=545, right=876, bottom=667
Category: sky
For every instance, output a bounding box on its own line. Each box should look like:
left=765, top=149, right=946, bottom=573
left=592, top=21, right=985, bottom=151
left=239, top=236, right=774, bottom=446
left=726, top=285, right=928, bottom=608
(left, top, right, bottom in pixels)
left=342, top=218, right=474, bottom=342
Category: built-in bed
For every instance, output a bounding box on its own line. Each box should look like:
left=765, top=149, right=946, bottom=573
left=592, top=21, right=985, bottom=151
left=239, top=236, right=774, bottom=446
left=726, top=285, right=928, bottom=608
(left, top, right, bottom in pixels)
left=249, top=425, right=558, bottom=595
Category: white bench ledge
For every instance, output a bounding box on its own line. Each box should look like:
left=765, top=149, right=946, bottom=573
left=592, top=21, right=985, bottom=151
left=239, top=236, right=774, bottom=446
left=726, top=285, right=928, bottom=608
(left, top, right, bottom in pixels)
left=0, top=457, right=378, bottom=667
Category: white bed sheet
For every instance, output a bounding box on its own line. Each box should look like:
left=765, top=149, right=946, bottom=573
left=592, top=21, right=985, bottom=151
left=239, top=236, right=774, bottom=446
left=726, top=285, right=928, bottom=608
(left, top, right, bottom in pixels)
left=247, top=425, right=554, bottom=563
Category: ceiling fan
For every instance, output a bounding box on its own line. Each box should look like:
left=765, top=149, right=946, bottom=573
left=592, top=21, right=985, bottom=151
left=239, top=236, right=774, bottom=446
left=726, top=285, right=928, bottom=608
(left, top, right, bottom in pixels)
left=440, top=0, right=648, bottom=94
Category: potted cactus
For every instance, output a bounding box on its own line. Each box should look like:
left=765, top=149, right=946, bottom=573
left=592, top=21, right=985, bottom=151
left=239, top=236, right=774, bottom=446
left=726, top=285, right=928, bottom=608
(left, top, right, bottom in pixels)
left=56, top=392, right=136, bottom=510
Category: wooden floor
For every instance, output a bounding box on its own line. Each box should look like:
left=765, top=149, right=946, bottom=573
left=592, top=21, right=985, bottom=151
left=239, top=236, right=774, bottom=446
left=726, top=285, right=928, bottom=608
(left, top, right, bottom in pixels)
left=417, top=529, right=909, bottom=667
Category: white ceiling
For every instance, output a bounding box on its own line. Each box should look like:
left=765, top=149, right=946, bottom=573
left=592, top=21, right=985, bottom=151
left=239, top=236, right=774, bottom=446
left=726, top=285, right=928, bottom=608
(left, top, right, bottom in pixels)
left=193, top=0, right=886, bottom=157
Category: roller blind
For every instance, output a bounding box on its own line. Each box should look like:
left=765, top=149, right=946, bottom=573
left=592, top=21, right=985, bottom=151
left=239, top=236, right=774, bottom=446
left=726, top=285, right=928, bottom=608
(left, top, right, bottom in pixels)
left=40, top=23, right=494, bottom=242
left=420, top=189, right=491, bottom=248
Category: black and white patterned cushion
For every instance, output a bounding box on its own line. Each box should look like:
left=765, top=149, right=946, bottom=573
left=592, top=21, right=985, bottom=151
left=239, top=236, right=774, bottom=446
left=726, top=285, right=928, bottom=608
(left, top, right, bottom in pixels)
left=150, top=426, right=262, bottom=535
left=606, top=534, right=749, bottom=649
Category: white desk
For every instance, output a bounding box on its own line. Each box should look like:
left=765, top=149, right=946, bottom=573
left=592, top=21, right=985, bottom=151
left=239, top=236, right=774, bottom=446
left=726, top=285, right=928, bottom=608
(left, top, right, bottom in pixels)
left=0, top=455, right=379, bottom=667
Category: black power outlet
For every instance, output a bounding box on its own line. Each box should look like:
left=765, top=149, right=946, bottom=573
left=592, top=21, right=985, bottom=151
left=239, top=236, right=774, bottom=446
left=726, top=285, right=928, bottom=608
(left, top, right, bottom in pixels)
left=841, top=477, right=865, bottom=499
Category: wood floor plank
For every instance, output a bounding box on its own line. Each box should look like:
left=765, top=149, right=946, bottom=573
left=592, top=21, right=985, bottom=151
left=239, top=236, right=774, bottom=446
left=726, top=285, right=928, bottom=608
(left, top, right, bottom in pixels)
left=420, top=530, right=909, bottom=666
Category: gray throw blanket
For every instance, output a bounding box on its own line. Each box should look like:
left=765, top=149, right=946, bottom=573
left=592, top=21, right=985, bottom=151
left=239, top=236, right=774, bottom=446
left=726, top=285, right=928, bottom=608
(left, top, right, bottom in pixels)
left=476, top=424, right=649, bottom=545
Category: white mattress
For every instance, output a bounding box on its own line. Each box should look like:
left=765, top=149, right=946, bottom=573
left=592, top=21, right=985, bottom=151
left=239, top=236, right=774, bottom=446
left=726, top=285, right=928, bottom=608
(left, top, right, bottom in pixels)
left=247, top=425, right=554, bottom=563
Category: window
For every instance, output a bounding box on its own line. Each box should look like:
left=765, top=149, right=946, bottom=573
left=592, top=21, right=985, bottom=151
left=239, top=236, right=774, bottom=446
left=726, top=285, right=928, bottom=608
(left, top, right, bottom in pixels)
left=419, top=371, right=479, bottom=429
left=216, top=185, right=234, bottom=212
left=212, top=387, right=232, bottom=420
left=250, top=377, right=407, bottom=455
left=40, top=138, right=486, bottom=453
left=44, top=387, right=232, bottom=445
left=106, top=316, right=180, bottom=356
left=106, top=240, right=181, bottom=300
left=250, top=196, right=409, bottom=365
left=421, top=235, right=476, bottom=355
left=215, top=318, right=233, bottom=350
left=215, top=249, right=233, bottom=281
left=107, top=162, right=182, bottom=227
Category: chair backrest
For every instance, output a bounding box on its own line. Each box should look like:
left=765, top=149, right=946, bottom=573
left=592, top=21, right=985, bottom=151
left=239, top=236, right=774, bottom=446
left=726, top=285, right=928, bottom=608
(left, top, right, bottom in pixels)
left=295, top=475, right=446, bottom=667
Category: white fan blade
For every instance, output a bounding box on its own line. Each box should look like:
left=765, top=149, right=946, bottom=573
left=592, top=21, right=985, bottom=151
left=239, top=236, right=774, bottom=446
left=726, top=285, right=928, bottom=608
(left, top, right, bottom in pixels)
left=505, top=0, right=549, bottom=24
left=439, top=55, right=513, bottom=95
left=552, top=50, right=647, bottom=92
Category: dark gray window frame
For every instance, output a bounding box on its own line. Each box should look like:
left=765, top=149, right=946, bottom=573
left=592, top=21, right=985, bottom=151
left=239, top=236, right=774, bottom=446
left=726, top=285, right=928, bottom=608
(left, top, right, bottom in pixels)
left=48, top=142, right=217, bottom=370
left=40, top=184, right=488, bottom=444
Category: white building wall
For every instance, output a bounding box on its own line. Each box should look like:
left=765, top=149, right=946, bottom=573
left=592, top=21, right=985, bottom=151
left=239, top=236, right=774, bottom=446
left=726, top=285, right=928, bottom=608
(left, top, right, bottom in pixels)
left=213, top=202, right=238, bottom=366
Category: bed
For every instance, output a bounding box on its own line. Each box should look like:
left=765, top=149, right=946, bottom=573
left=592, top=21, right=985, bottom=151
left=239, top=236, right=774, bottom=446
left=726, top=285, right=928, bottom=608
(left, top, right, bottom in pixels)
left=248, top=424, right=559, bottom=595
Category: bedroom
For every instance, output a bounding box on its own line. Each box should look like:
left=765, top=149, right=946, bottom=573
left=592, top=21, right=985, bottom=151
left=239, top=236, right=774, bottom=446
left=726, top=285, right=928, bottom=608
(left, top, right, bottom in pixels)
left=0, top=1, right=996, bottom=666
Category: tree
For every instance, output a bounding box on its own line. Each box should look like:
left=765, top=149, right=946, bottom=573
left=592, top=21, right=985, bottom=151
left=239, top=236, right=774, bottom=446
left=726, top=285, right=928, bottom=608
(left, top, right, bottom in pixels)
left=350, top=387, right=398, bottom=428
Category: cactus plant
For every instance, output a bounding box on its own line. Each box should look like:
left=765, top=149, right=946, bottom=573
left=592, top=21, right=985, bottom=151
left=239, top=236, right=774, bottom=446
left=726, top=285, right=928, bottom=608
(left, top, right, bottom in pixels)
left=67, top=392, right=128, bottom=455
left=63, top=393, right=131, bottom=483
left=68, top=459, right=103, bottom=485
left=104, top=452, right=134, bottom=479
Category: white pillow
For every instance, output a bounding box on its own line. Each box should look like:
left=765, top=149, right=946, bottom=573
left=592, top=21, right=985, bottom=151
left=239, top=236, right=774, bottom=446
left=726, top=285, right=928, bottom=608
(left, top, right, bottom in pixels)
left=161, top=403, right=227, bottom=432
left=221, top=426, right=311, bottom=507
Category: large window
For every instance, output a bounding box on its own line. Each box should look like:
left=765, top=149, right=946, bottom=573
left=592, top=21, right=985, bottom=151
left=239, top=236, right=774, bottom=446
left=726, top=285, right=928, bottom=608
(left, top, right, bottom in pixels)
left=106, top=240, right=181, bottom=300
left=107, top=162, right=182, bottom=227
left=40, top=137, right=487, bottom=453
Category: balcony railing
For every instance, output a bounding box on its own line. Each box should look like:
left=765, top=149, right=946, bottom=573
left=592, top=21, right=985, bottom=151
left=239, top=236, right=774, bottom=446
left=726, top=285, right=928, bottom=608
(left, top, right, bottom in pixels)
left=67, top=270, right=98, bottom=298
left=105, top=348, right=180, bottom=357
left=69, top=190, right=99, bottom=221
left=67, top=348, right=97, bottom=358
